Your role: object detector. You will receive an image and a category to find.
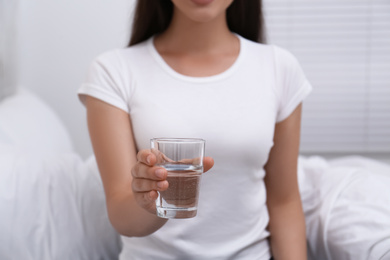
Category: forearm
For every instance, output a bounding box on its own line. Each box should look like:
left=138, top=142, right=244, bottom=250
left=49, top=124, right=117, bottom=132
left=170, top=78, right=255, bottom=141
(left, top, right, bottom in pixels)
left=107, top=192, right=168, bottom=237
left=267, top=197, right=307, bottom=260
left=86, top=97, right=168, bottom=237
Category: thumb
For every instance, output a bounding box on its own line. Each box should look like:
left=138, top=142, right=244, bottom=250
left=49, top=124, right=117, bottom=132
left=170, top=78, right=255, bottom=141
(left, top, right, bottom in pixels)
left=203, top=157, right=214, bottom=173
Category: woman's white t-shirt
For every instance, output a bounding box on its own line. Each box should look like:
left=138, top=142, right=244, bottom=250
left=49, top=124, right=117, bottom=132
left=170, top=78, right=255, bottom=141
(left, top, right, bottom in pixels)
left=78, top=35, right=312, bottom=260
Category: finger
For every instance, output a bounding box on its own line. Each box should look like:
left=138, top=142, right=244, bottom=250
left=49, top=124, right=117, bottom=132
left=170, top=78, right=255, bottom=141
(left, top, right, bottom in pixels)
left=151, top=149, right=176, bottom=164
left=131, top=163, right=167, bottom=180
left=136, top=191, right=159, bottom=210
left=203, top=157, right=214, bottom=173
left=132, top=178, right=169, bottom=192
left=136, top=149, right=156, bottom=166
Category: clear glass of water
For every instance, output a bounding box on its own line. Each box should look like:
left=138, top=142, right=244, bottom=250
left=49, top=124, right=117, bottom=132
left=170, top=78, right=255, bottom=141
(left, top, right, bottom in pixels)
left=151, top=138, right=205, bottom=219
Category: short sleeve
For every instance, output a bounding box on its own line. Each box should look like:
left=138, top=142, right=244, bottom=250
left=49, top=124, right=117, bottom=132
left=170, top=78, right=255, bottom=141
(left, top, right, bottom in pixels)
left=273, top=46, right=312, bottom=123
left=78, top=50, right=130, bottom=113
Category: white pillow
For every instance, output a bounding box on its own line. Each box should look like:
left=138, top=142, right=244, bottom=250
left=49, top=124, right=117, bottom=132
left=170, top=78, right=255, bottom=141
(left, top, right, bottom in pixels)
left=0, top=88, right=73, bottom=153
left=0, top=150, right=121, bottom=260
left=299, top=156, right=390, bottom=260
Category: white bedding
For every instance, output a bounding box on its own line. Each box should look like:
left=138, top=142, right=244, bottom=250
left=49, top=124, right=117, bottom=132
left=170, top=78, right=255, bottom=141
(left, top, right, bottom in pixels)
left=299, top=156, right=390, bottom=260
left=0, top=88, right=121, bottom=260
left=0, top=151, right=121, bottom=260
left=0, top=88, right=73, bottom=153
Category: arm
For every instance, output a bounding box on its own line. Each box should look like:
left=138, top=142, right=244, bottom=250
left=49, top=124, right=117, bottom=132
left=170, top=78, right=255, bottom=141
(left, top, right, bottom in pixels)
left=86, top=96, right=168, bottom=237
left=86, top=96, right=215, bottom=237
left=264, top=104, right=307, bottom=259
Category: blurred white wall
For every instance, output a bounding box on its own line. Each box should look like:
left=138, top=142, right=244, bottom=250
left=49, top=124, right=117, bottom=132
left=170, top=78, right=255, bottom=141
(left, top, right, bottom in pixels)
left=17, top=0, right=135, bottom=158
left=0, top=0, right=18, bottom=100
left=264, top=0, right=390, bottom=155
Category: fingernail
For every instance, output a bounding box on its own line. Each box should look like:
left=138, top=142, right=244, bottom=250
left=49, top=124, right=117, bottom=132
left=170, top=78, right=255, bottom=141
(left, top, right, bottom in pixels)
left=157, top=181, right=165, bottom=189
left=146, top=155, right=151, bottom=165
left=155, top=169, right=165, bottom=179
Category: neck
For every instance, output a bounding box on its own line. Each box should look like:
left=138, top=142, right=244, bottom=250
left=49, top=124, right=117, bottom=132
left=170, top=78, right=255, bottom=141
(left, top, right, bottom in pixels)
left=156, top=8, right=235, bottom=53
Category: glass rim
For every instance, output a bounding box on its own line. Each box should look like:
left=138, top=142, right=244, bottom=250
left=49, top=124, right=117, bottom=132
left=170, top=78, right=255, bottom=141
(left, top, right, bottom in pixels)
left=151, top=137, right=205, bottom=144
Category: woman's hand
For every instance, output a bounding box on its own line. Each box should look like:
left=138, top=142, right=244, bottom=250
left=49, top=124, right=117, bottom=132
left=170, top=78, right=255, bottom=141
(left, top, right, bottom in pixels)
left=131, top=150, right=214, bottom=215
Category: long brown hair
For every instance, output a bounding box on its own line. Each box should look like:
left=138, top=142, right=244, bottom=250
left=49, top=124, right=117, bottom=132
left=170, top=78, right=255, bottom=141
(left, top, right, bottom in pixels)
left=128, top=0, right=265, bottom=46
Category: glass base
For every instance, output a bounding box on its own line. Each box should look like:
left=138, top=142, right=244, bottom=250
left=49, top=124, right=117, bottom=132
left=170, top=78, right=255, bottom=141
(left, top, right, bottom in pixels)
left=156, top=207, right=197, bottom=219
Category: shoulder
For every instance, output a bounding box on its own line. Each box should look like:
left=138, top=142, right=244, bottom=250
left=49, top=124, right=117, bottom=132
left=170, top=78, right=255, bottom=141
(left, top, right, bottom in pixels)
left=254, top=43, right=299, bottom=67
left=240, top=36, right=298, bottom=63
left=239, top=36, right=299, bottom=67
left=254, top=44, right=305, bottom=79
left=86, top=38, right=153, bottom=80
left=91, top=49, right=122, bottom=69
left=271, top=45, right=301, bottom=69
left=239, top=36, right=274, bottom=56
left=93, top=38, right=151, bottom=68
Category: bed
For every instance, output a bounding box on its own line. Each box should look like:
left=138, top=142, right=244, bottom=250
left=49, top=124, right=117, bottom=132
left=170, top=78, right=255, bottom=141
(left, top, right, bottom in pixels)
left=0, top=89, right=121, bottom=259
left=0, top=88, right=389, bottom=260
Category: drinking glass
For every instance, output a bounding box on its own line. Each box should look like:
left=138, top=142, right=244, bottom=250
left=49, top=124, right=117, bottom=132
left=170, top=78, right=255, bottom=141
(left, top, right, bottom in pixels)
left=151, top=138, right=205, bottom=219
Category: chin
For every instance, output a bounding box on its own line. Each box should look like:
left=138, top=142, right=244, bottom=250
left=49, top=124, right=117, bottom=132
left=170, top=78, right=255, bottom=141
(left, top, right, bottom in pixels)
left=172, top=0, right=233, bottom=24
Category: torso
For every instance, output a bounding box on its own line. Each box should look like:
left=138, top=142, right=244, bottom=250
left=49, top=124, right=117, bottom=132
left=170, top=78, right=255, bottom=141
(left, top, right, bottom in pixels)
left=118, top=35, right=276, bottom=260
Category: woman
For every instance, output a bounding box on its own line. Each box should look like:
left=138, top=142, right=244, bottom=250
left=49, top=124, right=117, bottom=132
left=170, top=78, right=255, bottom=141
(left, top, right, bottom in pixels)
left=78, top=0, right=311, bottom=259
